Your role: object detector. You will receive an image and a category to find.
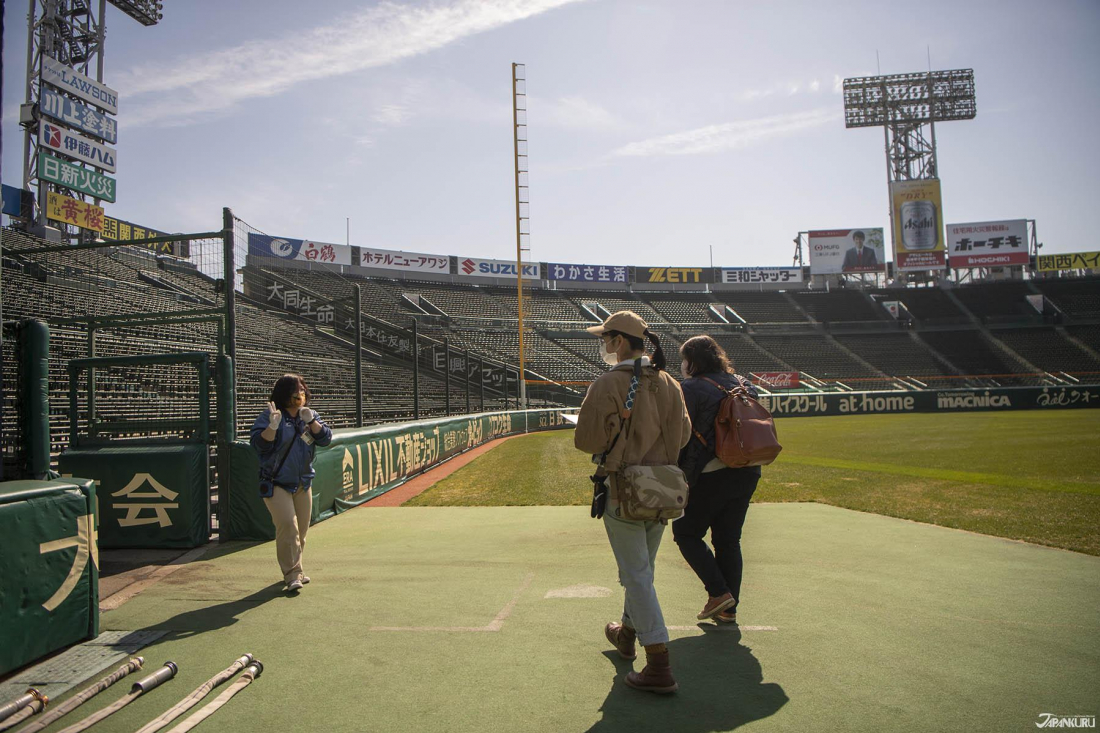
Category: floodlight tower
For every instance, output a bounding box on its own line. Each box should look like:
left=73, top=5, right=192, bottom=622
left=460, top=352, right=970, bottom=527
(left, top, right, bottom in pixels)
left=20, top=0, right=163, bottom=235
left=842, top=69, right=976, bottom=277
left=512, top=62, right=530, bottom=407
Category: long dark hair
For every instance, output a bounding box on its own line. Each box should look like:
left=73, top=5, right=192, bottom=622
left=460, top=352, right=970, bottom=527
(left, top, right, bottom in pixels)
left=605, top=329, right=668, bottom=372
left=269, top=374, right=311, bottom=409
left=679, top=335, right=733, bottom=376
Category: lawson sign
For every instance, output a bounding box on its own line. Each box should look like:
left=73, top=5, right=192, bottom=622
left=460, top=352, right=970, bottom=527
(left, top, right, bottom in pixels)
left=41, top=56, right=118, bottom=115
left=458, top=257, right=539, bottom=280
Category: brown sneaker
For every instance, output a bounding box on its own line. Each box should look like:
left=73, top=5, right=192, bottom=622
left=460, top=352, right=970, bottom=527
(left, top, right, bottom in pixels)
left=714, top=608, right=737, bottom=624
left=697, top=592, right=736, bottom=620
left=625, top=649, right=678, bottom=694
left=605, top=622, right=637, bottom=660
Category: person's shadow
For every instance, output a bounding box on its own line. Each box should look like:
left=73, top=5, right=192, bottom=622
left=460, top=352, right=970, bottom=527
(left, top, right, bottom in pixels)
left=585, top=624, right=788, bottom=732
left=143, top=582, right=287, bottom=639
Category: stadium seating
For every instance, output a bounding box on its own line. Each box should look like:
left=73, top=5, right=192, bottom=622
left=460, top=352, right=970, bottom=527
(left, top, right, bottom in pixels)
left=1035, top=279, right=1100, bottom=320
left=917, top=330, right=1036, bottom=386
left=832, top=333, right=960, bottom=386
left=793, top=290, right=885, bottom=323
left=713, top=292, right=809, bottom=323
left=749, top=333, right=884, bottom=388
left=873, top=287, right=968, bottom=323
left=952, top=281, right=1038, bottom=321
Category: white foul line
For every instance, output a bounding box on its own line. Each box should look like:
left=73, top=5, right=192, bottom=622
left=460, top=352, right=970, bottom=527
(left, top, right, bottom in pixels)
left=667, top=625, right=779, bottom=632
left=370, top=572, right=536, bottom=633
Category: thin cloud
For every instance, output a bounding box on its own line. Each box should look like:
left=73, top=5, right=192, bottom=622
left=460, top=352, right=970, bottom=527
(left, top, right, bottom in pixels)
left=537, top=95, right=619, bottom=129
left=611, top=107, right=842, bottom=157
left=117, top=0, right=589, bottom=127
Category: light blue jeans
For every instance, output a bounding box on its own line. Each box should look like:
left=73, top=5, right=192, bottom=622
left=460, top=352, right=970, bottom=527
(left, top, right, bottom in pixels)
left=603, top=508, right=669, bottom=647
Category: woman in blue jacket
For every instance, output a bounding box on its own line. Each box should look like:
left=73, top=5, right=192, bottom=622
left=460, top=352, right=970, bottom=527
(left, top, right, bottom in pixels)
left=250, top=374, right=332, bottom=592
left=674, top=336, right=760, bottom=623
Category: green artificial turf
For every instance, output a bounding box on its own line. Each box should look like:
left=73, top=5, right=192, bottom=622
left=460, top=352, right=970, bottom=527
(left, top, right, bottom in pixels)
left=46, top=505, right=1100, bottom=733
left=408, top=411, right=1100, bottom=554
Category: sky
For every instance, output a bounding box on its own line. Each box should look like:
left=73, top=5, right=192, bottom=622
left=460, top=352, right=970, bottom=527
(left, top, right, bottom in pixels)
left=3, top=0, right=1099, bottom=268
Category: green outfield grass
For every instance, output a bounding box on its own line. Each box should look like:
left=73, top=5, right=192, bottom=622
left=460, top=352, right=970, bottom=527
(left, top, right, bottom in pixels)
left=408, top=411, right=1100, bottom=555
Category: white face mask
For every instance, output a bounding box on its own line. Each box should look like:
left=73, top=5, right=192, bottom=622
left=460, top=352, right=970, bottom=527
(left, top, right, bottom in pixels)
left=600, top=337, right=621, bottom=366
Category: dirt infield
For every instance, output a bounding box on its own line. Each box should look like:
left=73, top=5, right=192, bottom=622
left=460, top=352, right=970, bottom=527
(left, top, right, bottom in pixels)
left=361, top=434, right=524, bottom=507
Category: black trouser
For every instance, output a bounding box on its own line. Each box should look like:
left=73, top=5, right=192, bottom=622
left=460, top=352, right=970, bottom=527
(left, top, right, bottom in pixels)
left=672, top=467, right=759, bottom=602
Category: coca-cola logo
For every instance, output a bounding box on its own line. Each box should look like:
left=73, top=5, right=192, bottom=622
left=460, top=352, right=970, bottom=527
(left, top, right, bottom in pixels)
left=461, top=258, right=476, bottom=274
left=753, top=372, right=800, bottom=388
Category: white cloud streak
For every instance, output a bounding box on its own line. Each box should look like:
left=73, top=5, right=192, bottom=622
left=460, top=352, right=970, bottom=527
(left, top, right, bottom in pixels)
left=611, top=107, right=842, bottom=157
left=117, top=0, right=589, bottom=127
left=536, top=95, right=619, bottom=129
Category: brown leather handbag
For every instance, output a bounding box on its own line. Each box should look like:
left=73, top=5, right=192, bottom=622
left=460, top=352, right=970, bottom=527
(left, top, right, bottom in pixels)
left=698, top=376, right=782, bottom=468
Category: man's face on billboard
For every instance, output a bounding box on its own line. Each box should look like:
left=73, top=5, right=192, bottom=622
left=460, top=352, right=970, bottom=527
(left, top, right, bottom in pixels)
left=853, top=235, right=865, bottom=249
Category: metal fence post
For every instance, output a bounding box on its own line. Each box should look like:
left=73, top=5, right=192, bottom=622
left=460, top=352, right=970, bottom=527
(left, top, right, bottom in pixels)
left=412, top=318, right=420, bottom=420
left=444, top=338, right=451, bottom=416
left=464, top=349, right=471, bottom=414
left=221, top=208, right=237, bottom=367
left=503, top=363, right=510, bottom=409
left=354, top=284, right=363, bottom=427
left=478, top=355, right=485, bottom=411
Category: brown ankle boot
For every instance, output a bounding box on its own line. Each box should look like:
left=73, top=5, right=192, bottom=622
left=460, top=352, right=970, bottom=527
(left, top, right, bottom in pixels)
left=604, top=622, right=637, bottom=660
left=625, top=646, right=678, bottom=694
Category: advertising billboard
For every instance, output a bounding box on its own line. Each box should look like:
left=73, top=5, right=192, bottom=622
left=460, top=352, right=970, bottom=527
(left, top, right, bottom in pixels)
left=947, top=220, right=1028, bottom=268
left=547, top=263, right=628, bottom=283
left=637, top=267, right=714, bottom=284
left=46, top=191, right=104, bottom=232
left=38, top=153, right=116, bottom=202
left=807, top=229, right=885, bottom=274
left=359, top=247, right=448, bottom=273
left=40, top=87, right=118, bottom=144
left=1037, top=251, right=1100, bottom=273
left=721, top=267, right=803, bottom=284
left=41, top=56, right=119, bottom=114
left=457, top=257, right=540, bottom=280
left=101, top=216, right=190, bottom=258
left=891, top=179, right=946, bottom=270
left=39, top=122, right=117, bottom=173
left=247, top=233, right=352, bottom=266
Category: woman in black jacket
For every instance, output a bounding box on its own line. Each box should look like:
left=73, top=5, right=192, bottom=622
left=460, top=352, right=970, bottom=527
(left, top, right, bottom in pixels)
left=673, top=335, right=761, bottom=623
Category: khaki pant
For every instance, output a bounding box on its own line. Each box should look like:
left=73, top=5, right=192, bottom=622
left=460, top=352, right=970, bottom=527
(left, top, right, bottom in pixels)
left=263, top=486, right=312, bottom=584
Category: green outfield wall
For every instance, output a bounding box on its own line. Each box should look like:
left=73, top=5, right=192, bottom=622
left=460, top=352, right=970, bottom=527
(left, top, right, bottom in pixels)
left=224, top=409, right=573, bottom=541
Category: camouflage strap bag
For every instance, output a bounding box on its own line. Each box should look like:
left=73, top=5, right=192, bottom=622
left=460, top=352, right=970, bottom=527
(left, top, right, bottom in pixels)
left=603, top=359, right=689, bottom=522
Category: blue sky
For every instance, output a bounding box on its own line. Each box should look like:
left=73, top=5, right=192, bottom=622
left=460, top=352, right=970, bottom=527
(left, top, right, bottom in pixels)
left=3, top=0, right=1098, bottom=267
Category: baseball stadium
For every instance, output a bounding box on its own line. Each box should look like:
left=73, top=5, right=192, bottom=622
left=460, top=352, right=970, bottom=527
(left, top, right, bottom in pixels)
left=1, top=2, right=1098, bottom=733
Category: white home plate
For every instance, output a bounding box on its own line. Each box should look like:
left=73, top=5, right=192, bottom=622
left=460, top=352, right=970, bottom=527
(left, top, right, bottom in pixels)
left=544, top=584, right=612, bottom=599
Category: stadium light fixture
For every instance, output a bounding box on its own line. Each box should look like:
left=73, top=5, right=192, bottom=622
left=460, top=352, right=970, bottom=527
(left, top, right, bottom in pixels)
left=842, top=69, right=976, bottom=129
left=107, top=0, right=163, bottom=26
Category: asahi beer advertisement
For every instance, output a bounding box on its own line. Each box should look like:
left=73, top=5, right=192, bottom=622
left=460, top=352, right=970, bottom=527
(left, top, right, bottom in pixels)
left=807, top=229, right=885, bottom=274
left=891, top=179, right=946, bottom=270
left=947, top=220, right=1028, bottom=268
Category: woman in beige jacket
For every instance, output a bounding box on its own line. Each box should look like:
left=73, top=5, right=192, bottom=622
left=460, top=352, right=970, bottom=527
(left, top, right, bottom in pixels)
left=574, top=311, right=692, bottom=694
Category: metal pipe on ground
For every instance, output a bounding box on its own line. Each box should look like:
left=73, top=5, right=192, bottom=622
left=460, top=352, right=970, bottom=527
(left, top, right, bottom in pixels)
left=17, top=657, right=145, bottom=733
left=0, top=693, right=47, bottom=732
left=163, top=661, right=263, bottom=733
left=134, top=654, right=253, bottom=733
left=0, top=689, right=46, bottom=725
left=54, top=662, right=178, bottom=733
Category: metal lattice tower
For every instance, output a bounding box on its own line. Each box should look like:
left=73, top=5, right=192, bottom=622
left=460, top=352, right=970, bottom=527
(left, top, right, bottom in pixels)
left=20, top=0, right=162, bottom=235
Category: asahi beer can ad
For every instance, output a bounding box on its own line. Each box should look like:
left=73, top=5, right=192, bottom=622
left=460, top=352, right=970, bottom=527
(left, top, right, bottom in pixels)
left=891, top=179, right=946, bottom=270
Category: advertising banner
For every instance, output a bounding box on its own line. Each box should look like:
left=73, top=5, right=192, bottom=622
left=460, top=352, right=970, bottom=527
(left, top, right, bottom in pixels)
left=359, top=247, right=448, bottom=273
left=38, top=152, right=116, bottom=202
left=457, top=256, right=540, bottom=280
left=752, top=372, right=800, bottom=389
left=247, top=233, right=352, bottom=266
left=759, top=385, right=1100, bottom=418
left=947, top=219, right=1028, bottom=268
left=101, top=216, right=189, bottom=258
left=1037, top=251, right=1100, bottom=273
left=721, top=267, right=803, bottom=284
left=40, top=87, right=118, bottom=143
left=638, top=267, right=714, bottom=284
left=883, top=301, right=901, bottom=319
left=39, top=121, right=117, bottom=173
left=891, top=179, right=946, bottom=270
left=46, top=191, right=104, bottom=232
left=547, top=262, right=629, bottom=283
left=2, top=184, right=34, bottom=219
left=808, top=229, right=886, bottom=274
left=41, top=56, right=119, bottom=114
left=244, top=269, right=339, bottom=328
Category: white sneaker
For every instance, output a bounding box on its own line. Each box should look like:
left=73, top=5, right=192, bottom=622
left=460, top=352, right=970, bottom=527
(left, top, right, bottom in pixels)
left=287, top=578, right=304, bottom=592
left=301, top=576, right=310, bottom=585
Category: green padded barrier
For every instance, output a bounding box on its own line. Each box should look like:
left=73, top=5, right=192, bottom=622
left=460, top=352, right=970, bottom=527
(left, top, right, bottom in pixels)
left=59, top=444, right=209, bottom=549
left=0, top=478, right=98, bottom=676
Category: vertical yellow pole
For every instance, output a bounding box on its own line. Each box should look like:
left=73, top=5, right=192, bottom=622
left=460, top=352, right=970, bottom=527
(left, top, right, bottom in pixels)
left=512, top=62, right=527, bottom=407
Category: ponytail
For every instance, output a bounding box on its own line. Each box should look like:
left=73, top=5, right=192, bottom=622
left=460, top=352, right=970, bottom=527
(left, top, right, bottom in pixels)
left=644, top=330, right=667, bottom=372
